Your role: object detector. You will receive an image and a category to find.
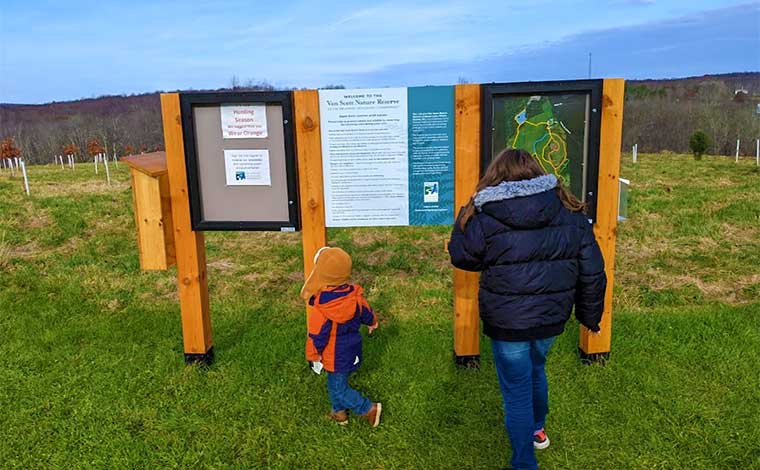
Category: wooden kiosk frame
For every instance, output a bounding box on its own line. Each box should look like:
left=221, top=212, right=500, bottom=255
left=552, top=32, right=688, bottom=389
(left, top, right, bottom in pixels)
left=451, top=79, right=624, bottom=365
left=159, top=79, right=623, bottom=367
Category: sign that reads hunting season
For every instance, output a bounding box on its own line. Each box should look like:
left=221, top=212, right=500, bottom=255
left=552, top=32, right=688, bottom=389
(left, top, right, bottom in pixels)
left=220, top=104, right=268, bottom=139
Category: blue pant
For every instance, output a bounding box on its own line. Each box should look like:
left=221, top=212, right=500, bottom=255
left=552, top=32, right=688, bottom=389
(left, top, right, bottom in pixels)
left=491, top=337, right=556, bottom=470
left=326, top=371, right=372, bottom=416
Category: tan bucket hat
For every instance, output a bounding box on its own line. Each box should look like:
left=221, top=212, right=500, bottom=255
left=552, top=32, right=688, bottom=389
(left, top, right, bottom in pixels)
left=300, top=246, right=352, bottom=300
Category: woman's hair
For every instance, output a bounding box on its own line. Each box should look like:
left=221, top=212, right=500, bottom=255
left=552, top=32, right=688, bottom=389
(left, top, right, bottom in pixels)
left=458, top=148, right=585, bottom=229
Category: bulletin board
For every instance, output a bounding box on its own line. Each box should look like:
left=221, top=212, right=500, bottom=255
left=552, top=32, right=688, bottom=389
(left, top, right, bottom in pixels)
left=481, top=80, right=603, bottom=222
left=179, top=91, right=300, bottom=231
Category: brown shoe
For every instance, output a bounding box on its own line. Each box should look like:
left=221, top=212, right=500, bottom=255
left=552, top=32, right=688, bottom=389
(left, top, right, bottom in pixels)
left=327, top=410, right=349, bottom=425
left=362, top=403, right=382, bottom=427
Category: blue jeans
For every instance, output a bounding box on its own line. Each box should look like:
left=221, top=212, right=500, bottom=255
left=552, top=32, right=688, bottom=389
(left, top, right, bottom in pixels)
left=326, top=372, right=372, bottom=415
left=491, top=337, right=556, bottom=470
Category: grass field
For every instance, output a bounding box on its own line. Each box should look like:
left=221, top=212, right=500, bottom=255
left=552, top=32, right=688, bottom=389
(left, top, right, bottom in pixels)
left=1, top=154, right=759, bottom=469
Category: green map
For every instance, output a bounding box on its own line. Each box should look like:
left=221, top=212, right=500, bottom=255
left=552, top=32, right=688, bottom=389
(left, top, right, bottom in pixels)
left=492, top=93, right=589, bottom=199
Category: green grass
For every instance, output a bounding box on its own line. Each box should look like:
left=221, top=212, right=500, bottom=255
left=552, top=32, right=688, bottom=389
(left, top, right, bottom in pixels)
left=1, top=155, right=759, bottom=469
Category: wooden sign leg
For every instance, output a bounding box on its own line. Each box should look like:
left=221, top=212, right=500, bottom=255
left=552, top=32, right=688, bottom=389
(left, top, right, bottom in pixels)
left=293, top=90, right=328, bottom=360
left=453, top=84, right=482, bottom=367
left=161, top=93, right=214, bottom=366
left=579, top=79, right=625, bottom=364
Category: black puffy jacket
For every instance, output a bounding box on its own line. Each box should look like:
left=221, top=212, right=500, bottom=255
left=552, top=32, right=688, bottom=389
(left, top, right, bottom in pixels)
left=448, top=174, right=606, bottom=341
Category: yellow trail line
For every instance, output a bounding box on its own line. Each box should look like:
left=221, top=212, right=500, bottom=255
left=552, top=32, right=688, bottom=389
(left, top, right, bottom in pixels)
left=511, top=115, right=568, bottom=178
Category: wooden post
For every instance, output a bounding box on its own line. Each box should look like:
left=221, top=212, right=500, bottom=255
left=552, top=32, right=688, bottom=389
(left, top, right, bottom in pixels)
left=453, top=84, right=481, bottom=367
left=579, top=78, right=625, bottom=362
left=293, top=90, right=327, bottom=276
left=161, top=93, right=214, bottom=366
left=293, top=90, right=328, bottom=361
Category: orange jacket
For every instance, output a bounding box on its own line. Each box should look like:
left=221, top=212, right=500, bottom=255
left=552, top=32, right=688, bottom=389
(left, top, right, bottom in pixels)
left=305, top=284, right=376, bottom=373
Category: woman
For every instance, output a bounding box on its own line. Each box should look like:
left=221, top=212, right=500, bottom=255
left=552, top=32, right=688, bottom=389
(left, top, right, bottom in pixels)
left=448, top=148, right=606, bottom=470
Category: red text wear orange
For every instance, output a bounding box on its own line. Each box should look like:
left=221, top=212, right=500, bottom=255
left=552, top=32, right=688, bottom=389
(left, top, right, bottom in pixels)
left=305, top=284, right=376, bottom=373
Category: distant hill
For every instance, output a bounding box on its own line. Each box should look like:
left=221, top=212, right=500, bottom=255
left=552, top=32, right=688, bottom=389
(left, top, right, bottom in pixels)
left=1, top=73, right=758, bottom=164
left=629, top=72, right=760, bottom=94
left=1, top=93, right=160, bottom=125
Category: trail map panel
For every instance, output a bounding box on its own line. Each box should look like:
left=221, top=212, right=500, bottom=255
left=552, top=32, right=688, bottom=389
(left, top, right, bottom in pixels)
left=482, top=80, right=603, bottom=221
left=493, top=93, right=589, bottom=198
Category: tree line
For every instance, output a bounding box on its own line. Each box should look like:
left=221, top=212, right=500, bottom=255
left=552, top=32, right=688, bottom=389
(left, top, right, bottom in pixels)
left=1, top=74, right=758, bottom=165
left=622, top=75, right=760, bottom=155
left=1, top=93, right=164, bottom=164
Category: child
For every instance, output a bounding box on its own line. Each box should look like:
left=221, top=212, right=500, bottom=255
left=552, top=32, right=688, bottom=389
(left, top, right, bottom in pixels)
left=301, top=246, right=381, bottom=427
left=448, top=149, right=606, bottom=470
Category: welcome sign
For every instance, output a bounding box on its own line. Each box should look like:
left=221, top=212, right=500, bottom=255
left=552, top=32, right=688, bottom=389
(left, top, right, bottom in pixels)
left=319, top=86, right=455, bottom=227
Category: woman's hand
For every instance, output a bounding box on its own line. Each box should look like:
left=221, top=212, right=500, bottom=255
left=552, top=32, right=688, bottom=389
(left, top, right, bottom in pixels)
left=368, top=322, right=379, bottom=335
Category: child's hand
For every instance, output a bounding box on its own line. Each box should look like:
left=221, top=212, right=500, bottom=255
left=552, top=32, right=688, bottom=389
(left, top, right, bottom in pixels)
left=368, top=322, right=379, bottom=335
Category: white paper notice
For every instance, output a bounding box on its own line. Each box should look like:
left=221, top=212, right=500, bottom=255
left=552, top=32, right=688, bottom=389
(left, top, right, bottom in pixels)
left=223, top=149, right=271, bottom=186
left=319, top=88, right=409, bottom=227
left=220, top=104, right=268, bottom=139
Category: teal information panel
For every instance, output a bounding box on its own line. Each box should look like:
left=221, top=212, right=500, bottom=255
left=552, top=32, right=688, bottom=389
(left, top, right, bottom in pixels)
left=408, top=86, right=455, bottom=226
left=319, top=86, right=454, bottom=227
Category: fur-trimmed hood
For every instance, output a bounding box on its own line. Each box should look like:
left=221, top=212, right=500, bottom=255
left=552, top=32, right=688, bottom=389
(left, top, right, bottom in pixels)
left=474, top=174, right=561, bottom=229
left=473, top=174, right=558, bottom=209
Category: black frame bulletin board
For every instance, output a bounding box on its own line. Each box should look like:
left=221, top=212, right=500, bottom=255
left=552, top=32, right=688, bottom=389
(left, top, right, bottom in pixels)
left=180, top=91, right=300, bottom=231
left=481, top=79, right=603, bottom=222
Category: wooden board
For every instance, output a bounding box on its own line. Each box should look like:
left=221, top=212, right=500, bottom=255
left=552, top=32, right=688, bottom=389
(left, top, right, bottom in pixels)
left=131, top=169, right=169, bottom=270
left=161, top=93, right=213, bottom=355
left=158, top=174, right=177, bottom=267
left=129, top=169, right=145, bottom=268
left=453, top=84, right=481, bottom=358
left=293, top=90, right=328, bottom=361
left=579, top=78, right=625, bottom=355
left=293, top=90, right=327, bottom=276
left=121, top=151, right=168, bottom=177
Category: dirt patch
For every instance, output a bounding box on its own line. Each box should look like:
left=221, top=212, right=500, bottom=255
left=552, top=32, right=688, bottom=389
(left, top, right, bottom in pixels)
left=27, top=210, right=52, bottom=229
left=352, top=230, right=389, bottom=248
left=0, top=235, right=84, bottom=265
left=713, top=177, right=737, bottom=187
left=41, top=180, right=129, bottom=197
left=719, top=223, right=758, bottom=245
left=6, top=240, right=40, bottom=259
left=366, top=248, right=391, bottom=266
left=208, top=259, right=238, bottom=272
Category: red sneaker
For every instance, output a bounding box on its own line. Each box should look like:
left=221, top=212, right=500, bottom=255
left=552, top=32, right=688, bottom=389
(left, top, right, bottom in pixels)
left=362, top=403, right=382, bottom=427
left=534, top=429, right=550, bottom=449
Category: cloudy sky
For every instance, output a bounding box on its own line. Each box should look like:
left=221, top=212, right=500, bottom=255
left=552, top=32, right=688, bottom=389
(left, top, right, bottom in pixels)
left=0, top=0, right=758, bottom=103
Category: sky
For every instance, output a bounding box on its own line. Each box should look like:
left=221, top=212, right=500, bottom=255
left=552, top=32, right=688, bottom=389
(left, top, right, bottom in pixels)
left=0, top=0, right=758, bottom=104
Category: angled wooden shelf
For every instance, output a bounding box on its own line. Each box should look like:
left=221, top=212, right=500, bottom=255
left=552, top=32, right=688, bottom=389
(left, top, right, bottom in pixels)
left=122, top=151, right=176, bottom=271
